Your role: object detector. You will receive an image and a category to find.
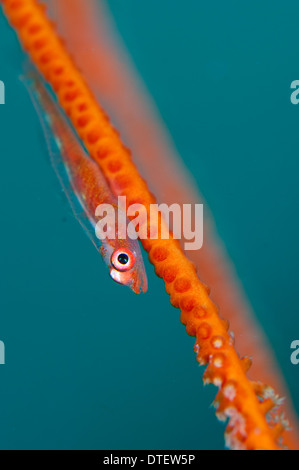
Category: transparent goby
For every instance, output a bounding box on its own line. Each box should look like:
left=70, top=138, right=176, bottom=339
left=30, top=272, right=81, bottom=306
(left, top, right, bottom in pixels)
left=22, top=65, right=147, bottom=294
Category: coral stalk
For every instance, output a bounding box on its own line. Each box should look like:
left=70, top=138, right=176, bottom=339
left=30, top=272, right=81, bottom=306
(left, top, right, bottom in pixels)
left=48, top=0, right=299, bottom=450
left=0, top=0, right=291, bottom=449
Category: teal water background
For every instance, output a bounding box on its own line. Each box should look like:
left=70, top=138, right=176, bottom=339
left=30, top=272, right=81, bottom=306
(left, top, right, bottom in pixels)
left=0, top=0, right=299, bottom=450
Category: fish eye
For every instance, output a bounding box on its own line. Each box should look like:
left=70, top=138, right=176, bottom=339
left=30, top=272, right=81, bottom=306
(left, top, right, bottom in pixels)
left=111, top=248, right=135, bottom=272
left=118, top=253, right=129, bottom=265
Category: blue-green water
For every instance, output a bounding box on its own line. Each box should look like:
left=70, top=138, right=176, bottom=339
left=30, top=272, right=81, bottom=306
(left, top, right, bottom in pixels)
left=0, top=0, right=298, bottom=450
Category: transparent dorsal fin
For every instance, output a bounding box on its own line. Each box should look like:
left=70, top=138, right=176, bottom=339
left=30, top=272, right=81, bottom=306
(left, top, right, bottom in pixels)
left=21, top=63, right=102, bottom=252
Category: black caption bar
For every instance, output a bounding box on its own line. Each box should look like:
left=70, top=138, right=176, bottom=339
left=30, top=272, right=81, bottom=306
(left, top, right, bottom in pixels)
left=0, top=450, right=208, bottom=465
left=0, top=449, right=281, bottom=464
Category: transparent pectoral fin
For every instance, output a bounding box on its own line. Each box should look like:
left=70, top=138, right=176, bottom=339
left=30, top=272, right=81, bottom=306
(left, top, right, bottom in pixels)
left=45, top=131, right=102, bottom=252
left=45, top=121, right=103, bottom=252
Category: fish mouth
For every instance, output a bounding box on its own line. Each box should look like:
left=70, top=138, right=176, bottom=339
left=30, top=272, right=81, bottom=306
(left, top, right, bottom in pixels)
left=109, top=268, right=148, bottom=294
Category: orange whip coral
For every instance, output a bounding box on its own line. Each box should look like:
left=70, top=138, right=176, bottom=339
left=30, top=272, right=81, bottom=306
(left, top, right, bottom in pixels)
left=0, top=0, right=293, bottom=449
left=49, top=1, right=299, bottom=449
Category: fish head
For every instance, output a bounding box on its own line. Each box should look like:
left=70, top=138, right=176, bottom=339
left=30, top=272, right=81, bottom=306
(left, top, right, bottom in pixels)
left=101, top=242, right=148, bottom=294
